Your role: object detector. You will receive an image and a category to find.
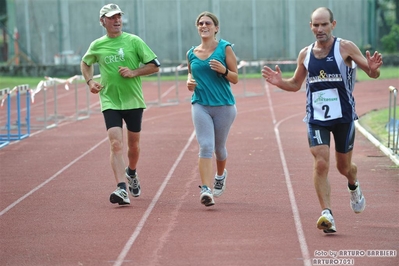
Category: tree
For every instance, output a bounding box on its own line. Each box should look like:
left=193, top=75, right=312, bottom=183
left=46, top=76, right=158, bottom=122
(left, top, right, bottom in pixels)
left=377, top=0, right=399, bottom=52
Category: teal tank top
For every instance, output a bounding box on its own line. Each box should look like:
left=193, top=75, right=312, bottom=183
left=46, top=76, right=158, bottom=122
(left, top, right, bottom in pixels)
left=187, top=39, right=236, bottom=106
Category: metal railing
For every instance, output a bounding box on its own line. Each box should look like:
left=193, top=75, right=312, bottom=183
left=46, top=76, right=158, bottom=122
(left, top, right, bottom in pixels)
left=0, top=85, right=31, bottom=148
left=387, top=85, right=398, bottom=155
left=0, top=60, right=313, bottom=150
left=29, top=76, right=92, bottom=130
left=0, top=77, right=92, bottom=149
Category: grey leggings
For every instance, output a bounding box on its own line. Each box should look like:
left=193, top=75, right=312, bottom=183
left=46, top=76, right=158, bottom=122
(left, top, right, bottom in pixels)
left=192, top=103, right=237, bottom=159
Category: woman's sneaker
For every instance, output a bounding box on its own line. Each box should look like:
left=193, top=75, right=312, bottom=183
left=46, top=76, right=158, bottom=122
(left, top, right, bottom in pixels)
left=125, top=168, right=141, bottom=197
left=349, top=181, right=366, bottom=213
left=317, top=209, right=336, bottom=233
left=199, top=185, right=215, bottom=207
left=213, top=169, right=227, bottom=197
left=110, top=187, right=130, bottom=205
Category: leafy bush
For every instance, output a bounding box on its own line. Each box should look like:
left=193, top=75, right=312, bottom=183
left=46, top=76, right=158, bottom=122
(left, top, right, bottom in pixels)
left=381, top=24, right=399, bottom=53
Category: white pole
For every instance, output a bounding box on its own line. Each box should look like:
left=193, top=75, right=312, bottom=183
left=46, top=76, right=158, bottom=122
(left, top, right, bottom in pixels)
left=176, top=0, right=182, bottom=62
left=287, top=0, right=296, bottom=58
left=252, top=0, right=257, bottom=59
left=24, top=0, right=31, bottom=58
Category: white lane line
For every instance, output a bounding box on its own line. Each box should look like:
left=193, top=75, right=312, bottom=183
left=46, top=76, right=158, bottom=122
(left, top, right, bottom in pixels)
left=0, top=101, right=145, bottom=216
left=0, top=138, right=108, bottom=217
left=274, top=117, right=311, bottom=266
left=264, top=82, right=311, bottom=266
left=113, top=130, right=196, bottom=266
left=0, top=87, right=185, bottom=243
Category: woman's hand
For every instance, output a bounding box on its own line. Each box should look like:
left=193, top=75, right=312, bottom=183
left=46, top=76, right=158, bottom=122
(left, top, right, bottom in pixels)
left=209, top=59, right=226, bottom=75
left=187, top=78, right=197, bottom=92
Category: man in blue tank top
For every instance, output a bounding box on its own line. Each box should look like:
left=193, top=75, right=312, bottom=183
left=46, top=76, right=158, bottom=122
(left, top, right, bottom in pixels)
left=261, top=7, right=383, bottom=233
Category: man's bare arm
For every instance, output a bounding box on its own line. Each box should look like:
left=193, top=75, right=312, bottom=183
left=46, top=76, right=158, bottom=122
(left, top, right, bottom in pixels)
left=262, top=47, right=308, bottom=92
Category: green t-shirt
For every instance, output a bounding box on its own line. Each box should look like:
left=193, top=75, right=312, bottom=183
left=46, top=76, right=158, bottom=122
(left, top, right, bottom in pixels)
left=82, top=32, right=158, bottom=111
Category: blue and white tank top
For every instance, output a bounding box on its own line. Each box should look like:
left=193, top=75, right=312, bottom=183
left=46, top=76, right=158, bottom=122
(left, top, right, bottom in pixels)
left=303, top=37, right=358, bottom=126
left=187, top=39, right=235, bottom=106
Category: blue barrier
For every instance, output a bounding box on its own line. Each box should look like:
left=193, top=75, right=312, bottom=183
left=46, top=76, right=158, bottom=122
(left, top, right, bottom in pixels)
left=0, top=85, right=31, bottom=148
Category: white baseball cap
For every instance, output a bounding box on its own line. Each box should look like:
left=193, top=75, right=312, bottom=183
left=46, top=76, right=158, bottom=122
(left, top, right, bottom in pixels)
left=99, top=3, right=124, bottom=18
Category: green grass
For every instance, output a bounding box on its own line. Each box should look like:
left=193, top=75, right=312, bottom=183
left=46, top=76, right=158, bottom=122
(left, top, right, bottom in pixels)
left=0, top=77, right=46, bottom=89
left=358, top=107, right=399, bottom=147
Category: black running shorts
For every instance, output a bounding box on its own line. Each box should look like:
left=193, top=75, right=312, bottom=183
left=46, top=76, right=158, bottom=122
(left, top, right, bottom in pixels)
left=102, top=109, right=144, bottom=132
left=306, top=122, right=355, bottom=153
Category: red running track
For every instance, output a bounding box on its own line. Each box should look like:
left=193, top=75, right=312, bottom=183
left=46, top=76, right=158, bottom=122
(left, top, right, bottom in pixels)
left=0, top=78, right=398, bottom=266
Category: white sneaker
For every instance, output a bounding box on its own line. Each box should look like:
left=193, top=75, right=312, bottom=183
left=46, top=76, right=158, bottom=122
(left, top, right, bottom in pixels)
left=199, top=185, right=215, bottom=207
left=349, top=181, right=366, bottom=213
left=125, top=168, right=141, bottom=197
left=317, top=209, right=336, bottom=233
left=213, top=169, right=227, bottom=197
left=110, top=187, right=130, bottom=205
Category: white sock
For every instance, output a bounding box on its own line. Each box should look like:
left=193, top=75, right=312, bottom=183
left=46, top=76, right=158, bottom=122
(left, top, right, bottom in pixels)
left=215, top=174, right=225, bottom=180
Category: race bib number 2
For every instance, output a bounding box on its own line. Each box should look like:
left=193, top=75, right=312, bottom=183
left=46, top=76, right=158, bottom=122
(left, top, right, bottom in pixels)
left=312, top=88, right=342, bottom=121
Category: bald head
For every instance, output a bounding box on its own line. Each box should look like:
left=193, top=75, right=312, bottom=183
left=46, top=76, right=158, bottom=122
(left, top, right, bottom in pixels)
left=311, top=7, right=334, bottom=23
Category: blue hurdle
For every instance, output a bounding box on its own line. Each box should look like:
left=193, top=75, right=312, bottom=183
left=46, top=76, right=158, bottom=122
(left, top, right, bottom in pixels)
left=0, top=85, right=31, bottom=148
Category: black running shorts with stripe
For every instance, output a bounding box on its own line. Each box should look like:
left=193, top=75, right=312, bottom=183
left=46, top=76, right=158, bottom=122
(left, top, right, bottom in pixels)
left=306, top=121, right=355, bottom=153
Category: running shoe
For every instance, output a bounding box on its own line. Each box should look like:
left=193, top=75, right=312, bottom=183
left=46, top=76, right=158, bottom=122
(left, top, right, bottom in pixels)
left=317, top=209, right=336, bottom=233
left=110, top=187, right=130, bottom=205
left=199, top=185, right=215, bottom=207
left=213, top=169, right=227, bottom=197
left=125, top=168, right=141, bottom=197
left=349, top=181, right=366, bottom=213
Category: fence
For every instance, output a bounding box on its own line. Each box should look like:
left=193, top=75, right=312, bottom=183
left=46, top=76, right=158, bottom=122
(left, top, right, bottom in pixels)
left=7, top=0, right=374, bottom=66
left=387, top=86, right=398, bottom=155
left=26, top=76, right=92, bottom=131
left=0, top=85, right=30, bottom=148
left=0, top=60, right=285, bottom=149
left=0, top=76, right=93, bottom=149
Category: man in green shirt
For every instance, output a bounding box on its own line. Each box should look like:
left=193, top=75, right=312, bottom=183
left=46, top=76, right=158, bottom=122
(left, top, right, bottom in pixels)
left=81, top=3, right=160, bottom=205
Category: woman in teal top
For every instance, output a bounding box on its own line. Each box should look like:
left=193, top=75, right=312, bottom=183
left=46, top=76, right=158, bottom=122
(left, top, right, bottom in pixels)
left=188, top=38, right=236, bottom=106
left=186, top=11, right=239, bottom=207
